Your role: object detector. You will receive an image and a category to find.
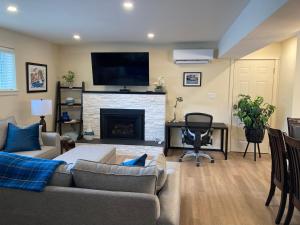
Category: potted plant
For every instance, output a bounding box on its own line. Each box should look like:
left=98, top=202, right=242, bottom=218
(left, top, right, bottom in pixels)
left=153, top=76, right=165, bottom=92
left=234, top=94, right=275, bottom=143
left=62, top=71, right=76, bottom=88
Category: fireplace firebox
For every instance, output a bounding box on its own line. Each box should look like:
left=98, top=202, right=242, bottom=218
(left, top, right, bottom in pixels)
left=100, top=109, right=145, bottom=140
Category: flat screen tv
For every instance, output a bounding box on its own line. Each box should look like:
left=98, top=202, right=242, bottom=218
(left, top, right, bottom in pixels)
left=91, top=52, right=149, bottom=86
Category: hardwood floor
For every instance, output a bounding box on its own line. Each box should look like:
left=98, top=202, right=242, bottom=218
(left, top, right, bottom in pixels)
left=167, top=150, right=300, bottom=225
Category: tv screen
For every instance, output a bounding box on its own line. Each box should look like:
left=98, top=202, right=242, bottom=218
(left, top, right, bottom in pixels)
left=91, top=52, right=149, bottom=86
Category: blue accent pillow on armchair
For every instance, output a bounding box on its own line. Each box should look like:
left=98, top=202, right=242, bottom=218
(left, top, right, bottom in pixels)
left=4, top=123, right=41, bottom=153
left=120, top=154, right=148, bottom=167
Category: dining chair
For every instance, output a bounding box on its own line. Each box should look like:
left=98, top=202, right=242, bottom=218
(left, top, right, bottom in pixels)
left=287, top=117, right=300, bottom=139
left=265, top=127, right=289, bottom=224
left=283, top=134, right=300, bottom=225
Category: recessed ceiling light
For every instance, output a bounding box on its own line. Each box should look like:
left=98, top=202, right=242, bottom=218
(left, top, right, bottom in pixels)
left=73, top=34, right=81, bottom=40
left=7, top=5, right=18, bottom=13
left=147, top=33, right=155, bottom=39
left=123, top=1, right=134, bottom=10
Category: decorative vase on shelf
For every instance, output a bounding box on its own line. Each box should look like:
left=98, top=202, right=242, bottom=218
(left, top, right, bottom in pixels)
left=65, top=97, right=75, bottom=105
left=68, top=82, right=73, bottom=89
left=61, top=112, right=70, bottom=122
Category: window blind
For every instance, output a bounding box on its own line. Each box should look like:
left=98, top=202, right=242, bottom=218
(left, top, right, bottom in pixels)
left=0, top=48, right=16, bottom=90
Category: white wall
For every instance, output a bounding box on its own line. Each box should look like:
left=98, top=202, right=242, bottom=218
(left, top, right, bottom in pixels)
left=0, top=28, right=59, bottom=130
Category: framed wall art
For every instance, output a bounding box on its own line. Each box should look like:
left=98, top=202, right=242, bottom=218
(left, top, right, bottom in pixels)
left=26, top=62, right=47, bottom=93
left=183, top=72, right=202, bottom=87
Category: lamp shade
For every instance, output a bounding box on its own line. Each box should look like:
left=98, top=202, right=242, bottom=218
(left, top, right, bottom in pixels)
left=31, top=99, right=52, bottom=116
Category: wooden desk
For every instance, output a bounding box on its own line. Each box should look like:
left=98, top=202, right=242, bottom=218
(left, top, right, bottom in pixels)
left=165, top=121, right=229, bottom=160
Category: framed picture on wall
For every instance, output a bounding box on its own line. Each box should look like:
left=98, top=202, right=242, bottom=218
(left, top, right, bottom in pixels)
left=26, top=62, right=47, bottom=93
left=183, top=72, right=202, bottom=87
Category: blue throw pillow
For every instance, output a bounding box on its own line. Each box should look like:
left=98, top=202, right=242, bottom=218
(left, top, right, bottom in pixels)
left=120, top=154, right=148, bottom=167
left=4, top=123, right=41, bottom=153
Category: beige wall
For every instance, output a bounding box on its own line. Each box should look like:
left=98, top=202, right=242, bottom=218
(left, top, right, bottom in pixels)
left=243, top=43, right=281, bottom=60
left=276, top=37, right=298, bottom=131
left=59, top=43, right=231, bottom=147
left=0, top=28, right=59, bottom=130
left=59, top=43, right=232, bottom=123
left=291, top=36, right=300, bottom=117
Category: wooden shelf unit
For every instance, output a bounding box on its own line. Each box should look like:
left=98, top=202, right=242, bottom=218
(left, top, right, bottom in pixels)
left=54, top=81, right=85, bottom=139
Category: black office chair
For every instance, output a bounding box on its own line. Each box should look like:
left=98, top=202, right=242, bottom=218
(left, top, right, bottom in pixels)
left=179, top=113, right=214, bottom=166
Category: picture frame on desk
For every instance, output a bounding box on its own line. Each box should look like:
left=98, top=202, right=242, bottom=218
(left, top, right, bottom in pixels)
left=183, top=72, right=201, bottom=87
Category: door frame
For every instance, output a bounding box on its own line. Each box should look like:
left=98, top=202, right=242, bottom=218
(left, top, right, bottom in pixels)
left=228, top=59, right=280, bottom=153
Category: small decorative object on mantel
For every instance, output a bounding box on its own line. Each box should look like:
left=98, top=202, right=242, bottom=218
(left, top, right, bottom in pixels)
left=170, top=96, right=183, bottom=123
left=183, top=72, right=202, bottom=87
left=26, top=62, right=47, bottom=93
left=83, top=123, right=95, bottom=141
left=62, top=70, right=76, bottom=88
left=153, top=76, right=165, bottom=92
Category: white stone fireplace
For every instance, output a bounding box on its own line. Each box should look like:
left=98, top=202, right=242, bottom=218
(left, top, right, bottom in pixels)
left=82, top=91, right=166, bottom=142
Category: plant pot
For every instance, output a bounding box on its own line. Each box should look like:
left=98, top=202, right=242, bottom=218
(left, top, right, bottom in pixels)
left=155, top=87, right=164, bottom=92
left=245, top=127, right=265, bottom=143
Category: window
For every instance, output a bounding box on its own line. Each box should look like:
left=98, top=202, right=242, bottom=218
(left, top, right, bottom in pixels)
left=0, top=48, right=16, bottom=91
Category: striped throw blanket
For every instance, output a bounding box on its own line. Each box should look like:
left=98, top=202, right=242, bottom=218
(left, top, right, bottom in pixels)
left=0, top=152, right=64, bottom=192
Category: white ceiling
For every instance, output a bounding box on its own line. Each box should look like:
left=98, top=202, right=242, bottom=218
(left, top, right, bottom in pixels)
left=0, top=0, right=249, bottom=44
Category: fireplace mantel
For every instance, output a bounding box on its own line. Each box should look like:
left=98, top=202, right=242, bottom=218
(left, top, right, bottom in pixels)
left=83, top=90, right=166, bottom=95
left=82, top=92, right=166, bottom=142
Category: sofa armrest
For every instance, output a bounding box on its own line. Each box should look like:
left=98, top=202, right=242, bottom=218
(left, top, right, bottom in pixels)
left=41, top=132, right=61, bottom=154
left=157, top=162, right=181, bottom=225
left=0, top=186, right=160, bottom=225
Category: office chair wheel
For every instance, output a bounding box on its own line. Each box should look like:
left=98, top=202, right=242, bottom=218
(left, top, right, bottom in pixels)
left=196, top=162, right=200, bottom=167
left=211, top=159, right=215, bottom=163
left=179, top=158, right=183, bottom=162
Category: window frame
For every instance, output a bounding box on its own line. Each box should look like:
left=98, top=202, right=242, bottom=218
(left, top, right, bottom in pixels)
left=0, top=46, right=17, bottom=93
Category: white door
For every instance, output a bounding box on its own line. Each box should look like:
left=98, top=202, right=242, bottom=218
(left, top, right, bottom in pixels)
left=231, top=60, right=276, bottom=153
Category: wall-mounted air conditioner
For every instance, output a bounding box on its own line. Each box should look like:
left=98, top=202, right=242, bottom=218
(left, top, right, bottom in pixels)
left=173, top=49, right=214, bottom=64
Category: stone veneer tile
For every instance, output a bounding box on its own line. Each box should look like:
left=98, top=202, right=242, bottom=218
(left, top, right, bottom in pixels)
left=83, top=93, right=166, bottom=141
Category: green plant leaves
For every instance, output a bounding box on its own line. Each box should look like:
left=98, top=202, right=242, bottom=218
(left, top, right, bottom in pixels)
left=233, top=94, right=275, bottom=129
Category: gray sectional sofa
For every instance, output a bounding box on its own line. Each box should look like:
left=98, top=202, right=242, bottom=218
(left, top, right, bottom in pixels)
left=0, top=145, right=181, bottom=225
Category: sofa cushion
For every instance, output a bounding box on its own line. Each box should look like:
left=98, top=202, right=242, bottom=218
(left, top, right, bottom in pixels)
left=147, top=154, right=168, bottom=191
left=48, top=163, right=73, bottom=187
left=4, top=123, right=41, bottom=153
left=54, top=144, right=116, bottom=164
left=14, top=146, right=58, bottom=159
left=72, top=159, right=158, bottom=194
left=0, top=116, right=16, bottom=150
